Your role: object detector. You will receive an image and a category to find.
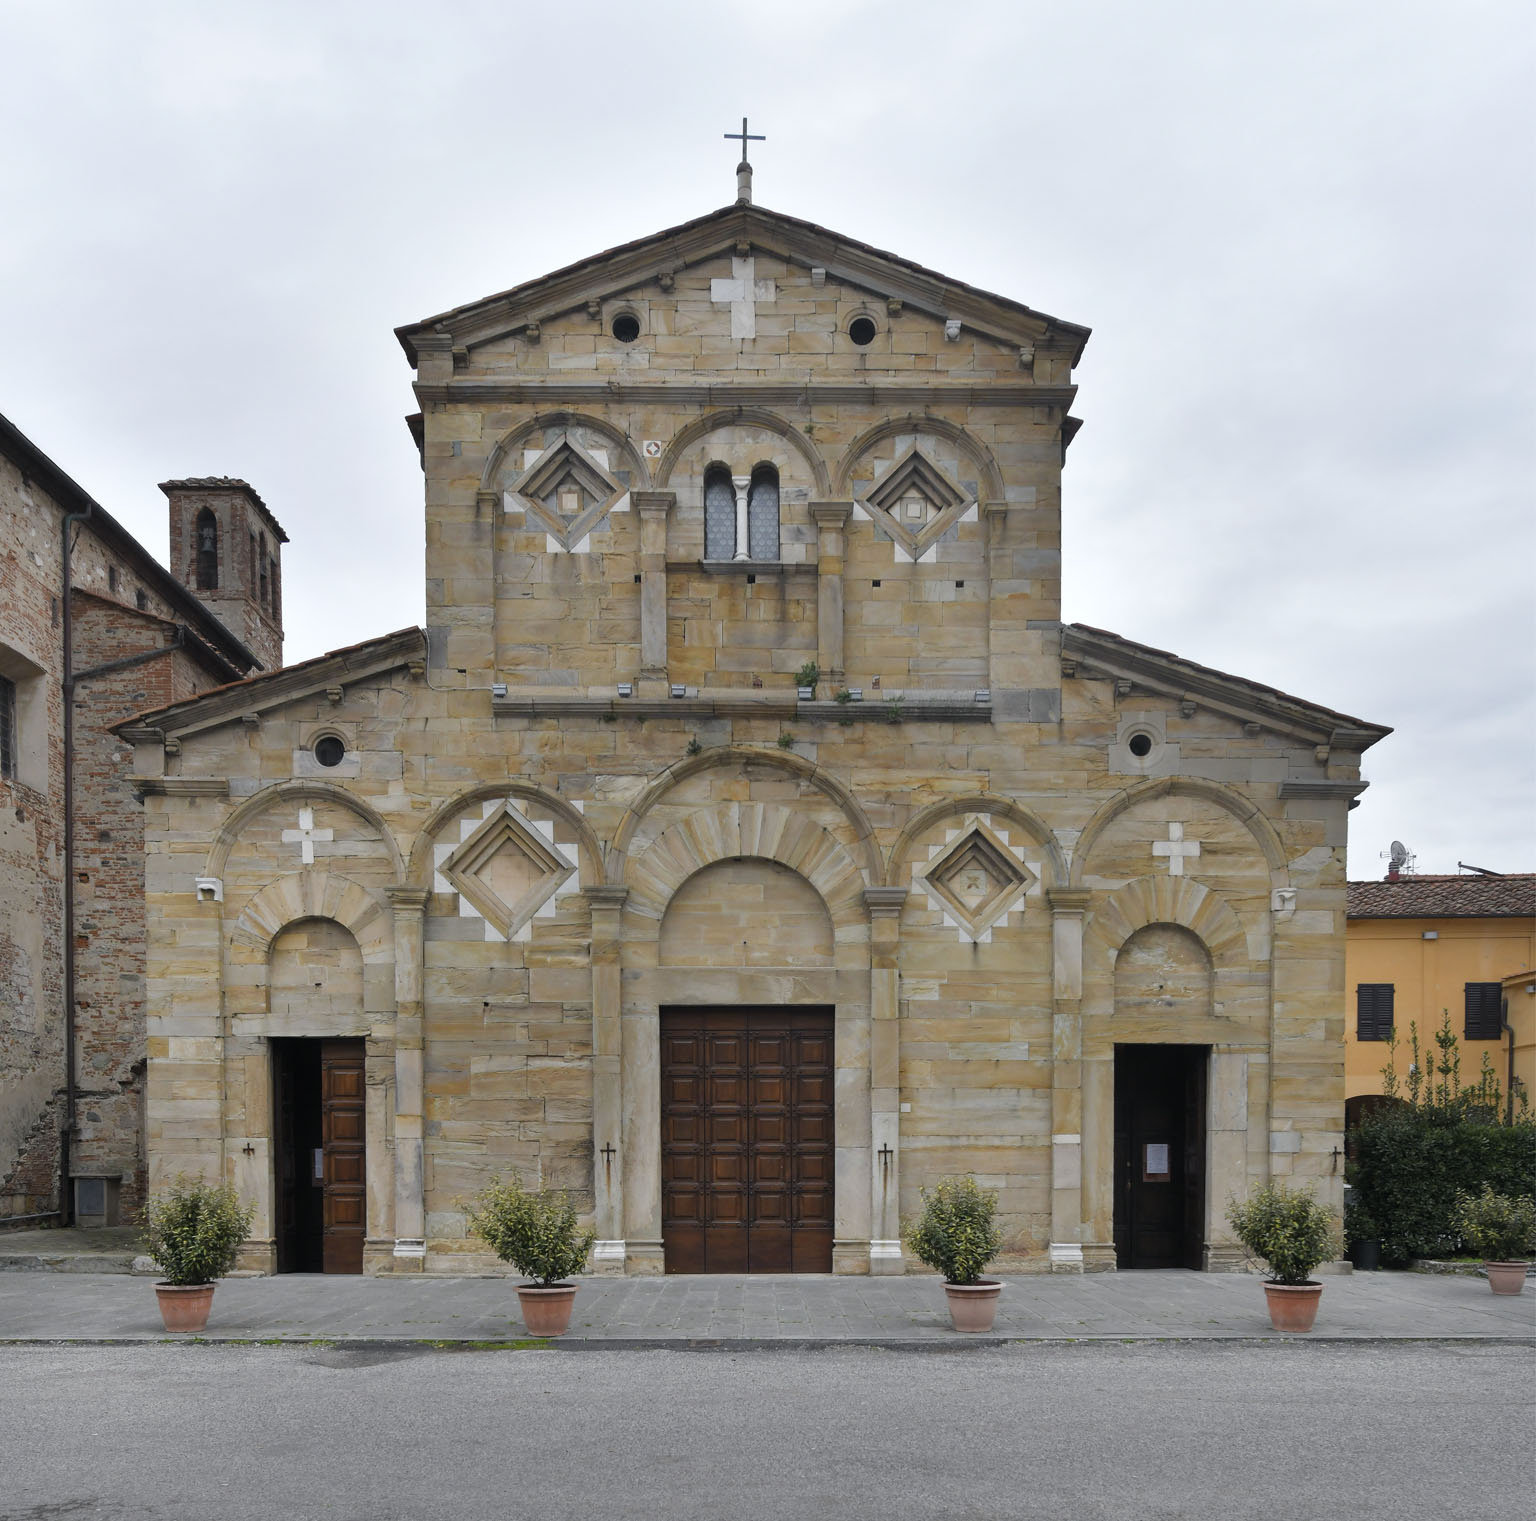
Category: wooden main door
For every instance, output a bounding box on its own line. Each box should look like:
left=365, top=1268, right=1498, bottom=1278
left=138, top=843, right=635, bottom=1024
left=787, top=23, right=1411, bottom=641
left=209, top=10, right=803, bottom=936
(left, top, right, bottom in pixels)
left=272, top=1038, right=366, bottom=1274
left=1113, top=1044, right=1208, bottom=1270
left=661, top=1008, right=834, bottom=1273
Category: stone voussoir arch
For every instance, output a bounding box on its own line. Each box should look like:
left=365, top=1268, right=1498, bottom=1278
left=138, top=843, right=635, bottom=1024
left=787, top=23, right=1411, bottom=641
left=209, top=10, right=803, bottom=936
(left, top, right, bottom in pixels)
left=1085, top=874, right=1250, bottom=969
left=207, top=779, right=404, bottom=881
left=888, top=793, right=1067, bottom=890
left=832, top=413, right=1006, bottom=502
left=625, top=800, right=869, bottom=930
left=227, top=869, right=393, bottom=964
left=480, top=410, right=651, bottom=493
left=405, top=780, right=604, bottom=889
left=653, top=407, right=831, bottom=495
left=608, top=745, right=881, bottom=888
left=1068, top=775, right=1289, bottom=889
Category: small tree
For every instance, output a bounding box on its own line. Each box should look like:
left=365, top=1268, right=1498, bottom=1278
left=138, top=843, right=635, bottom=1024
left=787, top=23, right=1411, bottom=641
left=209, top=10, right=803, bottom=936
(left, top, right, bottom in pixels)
left=466, top=1177, right=595, bottom=1286
left=142, top=1176, right=254, bottom=1287
left=905, top=1177, right=1002, bottom=1285
left=1227, top=1183, right=1337, bottom=1285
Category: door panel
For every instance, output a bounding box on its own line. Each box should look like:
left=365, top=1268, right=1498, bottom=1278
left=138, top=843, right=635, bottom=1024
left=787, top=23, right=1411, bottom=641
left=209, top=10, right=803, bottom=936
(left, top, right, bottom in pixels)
left=321, top=1040, right=366, bottom=1275
left=1114, top=1044, right=1209, bottom=1270
left=662, top=1008, right=834, bottom=1273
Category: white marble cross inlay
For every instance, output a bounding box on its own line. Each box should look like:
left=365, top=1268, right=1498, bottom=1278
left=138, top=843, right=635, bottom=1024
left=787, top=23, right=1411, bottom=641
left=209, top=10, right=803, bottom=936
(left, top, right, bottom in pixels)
left=1152, top=822, right=1200, bottom=876
left=281, top=805, right=333, bottom=865
left=710, top=256, right=775, bottom=340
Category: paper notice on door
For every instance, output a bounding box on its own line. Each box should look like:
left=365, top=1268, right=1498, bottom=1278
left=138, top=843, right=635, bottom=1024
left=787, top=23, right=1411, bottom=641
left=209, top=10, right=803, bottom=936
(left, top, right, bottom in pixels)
left=313, top=1148, right=325, bottom=1184
left=1144, top=1143, right=1170, bottom=1181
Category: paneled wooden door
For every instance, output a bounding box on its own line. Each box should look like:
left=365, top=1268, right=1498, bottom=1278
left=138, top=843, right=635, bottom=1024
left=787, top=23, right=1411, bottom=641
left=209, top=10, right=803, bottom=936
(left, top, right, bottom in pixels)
left=320, top=1039, right=367, bottom=1274
left=1113, top=1043, right=1208, bottom=1270
left=661, top=1008, right=834, bottom=1273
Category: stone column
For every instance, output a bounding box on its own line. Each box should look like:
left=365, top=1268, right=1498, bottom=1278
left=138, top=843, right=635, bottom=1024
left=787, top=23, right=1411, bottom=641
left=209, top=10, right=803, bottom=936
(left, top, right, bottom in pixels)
left=385, top=887, right=428, bottom=1269
left=632, top=491, right=673, bottom=692
left=809, top=502, right=853, bottom=685
left=731, top=475, right=751, bottom=561
left=1047, top=888, right=1092, bottom=1270
left=587, top=886, right=628, bottom=1272
left=865, top=886, right=907, bottom=1273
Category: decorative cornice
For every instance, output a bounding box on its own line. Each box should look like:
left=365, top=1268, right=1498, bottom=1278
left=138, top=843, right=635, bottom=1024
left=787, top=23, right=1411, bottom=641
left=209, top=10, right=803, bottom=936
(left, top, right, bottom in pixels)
left=134, top=778, right=230, bottom=798
left=863, top=886, right=909, bottom=915
left=1045, top=888, right=1094, bottom=913
left=1277, top=779, right=1370, bottom=801
left=491, top=692, right=991, bottom=723
left=413, top=382, right=1078, bottom=411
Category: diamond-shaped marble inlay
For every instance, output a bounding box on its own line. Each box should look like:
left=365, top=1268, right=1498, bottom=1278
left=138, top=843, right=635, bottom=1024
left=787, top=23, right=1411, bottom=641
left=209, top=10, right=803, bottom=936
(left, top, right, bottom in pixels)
left=438, top=800, right=577, bottom=942
left=916, top=816, right=1037, bottom=943
left=506, top=435, right=629, bottom=553
left=858, top=446, right=976, bottom=562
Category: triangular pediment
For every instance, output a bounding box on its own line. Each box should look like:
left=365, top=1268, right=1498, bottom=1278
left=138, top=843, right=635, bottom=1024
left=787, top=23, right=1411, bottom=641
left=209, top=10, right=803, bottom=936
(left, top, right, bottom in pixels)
left=396, top=203, right=1090, bottom=365
left=1061, top=624, right=1391, bottom=748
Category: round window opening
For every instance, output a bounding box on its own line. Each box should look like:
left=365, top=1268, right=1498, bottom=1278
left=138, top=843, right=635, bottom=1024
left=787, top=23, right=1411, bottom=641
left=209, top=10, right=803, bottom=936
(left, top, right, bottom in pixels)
left=611, top=312, right=641, bottom=343
left=848, top=316, right=878, bottom=347
left=314, top=735, right=346, bottom=768
left=1127, top=732, right=1154, bottom=759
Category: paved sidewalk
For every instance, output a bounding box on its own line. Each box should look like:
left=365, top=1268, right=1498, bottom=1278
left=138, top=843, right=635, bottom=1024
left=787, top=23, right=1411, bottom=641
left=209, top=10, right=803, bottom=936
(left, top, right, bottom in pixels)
left=0, top=1268, right=1531, bottom=1345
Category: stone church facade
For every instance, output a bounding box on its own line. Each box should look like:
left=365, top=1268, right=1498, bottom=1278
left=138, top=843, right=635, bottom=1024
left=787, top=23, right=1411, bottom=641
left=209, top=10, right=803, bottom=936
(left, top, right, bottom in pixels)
left=121, top=187, right=1388, bottom=1275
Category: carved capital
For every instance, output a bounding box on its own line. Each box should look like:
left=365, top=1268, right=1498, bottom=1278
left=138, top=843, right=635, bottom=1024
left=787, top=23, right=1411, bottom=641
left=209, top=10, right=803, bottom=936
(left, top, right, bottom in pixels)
left=809, top=500, right=854, bottom=528
left=863, top=886, right=909, bottom=918
left=631, top=490, right=676, bottom=518
left=1046, top=888, right=1093, bottom=916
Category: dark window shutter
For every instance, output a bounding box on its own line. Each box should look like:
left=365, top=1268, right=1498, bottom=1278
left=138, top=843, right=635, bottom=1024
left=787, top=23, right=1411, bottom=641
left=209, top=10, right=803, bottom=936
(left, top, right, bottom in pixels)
left=1356, top=984, right=1394, bottom=1041
left=1464, top=983, right=1504, bottom=1041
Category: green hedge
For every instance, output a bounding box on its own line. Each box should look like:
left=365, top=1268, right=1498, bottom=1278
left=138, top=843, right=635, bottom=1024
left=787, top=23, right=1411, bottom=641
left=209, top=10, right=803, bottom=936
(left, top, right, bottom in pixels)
left=1351, top=1107, right=1536, bottom=1263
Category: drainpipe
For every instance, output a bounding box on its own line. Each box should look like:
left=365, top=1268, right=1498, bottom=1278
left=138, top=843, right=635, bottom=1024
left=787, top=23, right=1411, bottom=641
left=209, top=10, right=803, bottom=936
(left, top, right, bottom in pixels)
left=58, top=501, right=93, bottom=1225
left=1502, top=993, right=1516, bottom=1125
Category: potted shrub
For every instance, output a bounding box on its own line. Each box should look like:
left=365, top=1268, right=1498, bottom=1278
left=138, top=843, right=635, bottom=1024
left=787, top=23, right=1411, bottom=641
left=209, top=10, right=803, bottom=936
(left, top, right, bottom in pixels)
left=1454, top=1186, right=1535, bottom=1295
left=1344, top=1198, right=1381, bottom=1272
left=905, top=1176, right=1004, bottom=1332
left=141, top=1175, right=254, bottom=1333
left=1227, top=1182, right=1338, bottom=1332
left=466, top=1177, right=596, bottom=1336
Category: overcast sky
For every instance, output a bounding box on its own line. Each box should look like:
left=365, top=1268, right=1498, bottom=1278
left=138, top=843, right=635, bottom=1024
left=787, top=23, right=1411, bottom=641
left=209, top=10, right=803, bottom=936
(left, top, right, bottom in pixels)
left=2, top=0, right=1531, bottom=878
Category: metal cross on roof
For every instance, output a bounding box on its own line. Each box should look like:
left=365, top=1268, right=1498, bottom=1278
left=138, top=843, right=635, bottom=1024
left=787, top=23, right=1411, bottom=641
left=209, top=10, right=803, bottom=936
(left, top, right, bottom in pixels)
left=724, top=117, right=765, bottom=165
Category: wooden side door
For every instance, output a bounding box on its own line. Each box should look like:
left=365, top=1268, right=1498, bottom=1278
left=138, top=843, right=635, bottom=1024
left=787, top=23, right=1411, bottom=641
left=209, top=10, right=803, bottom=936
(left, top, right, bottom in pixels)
left=320, top=1040, right=366, bottom=1274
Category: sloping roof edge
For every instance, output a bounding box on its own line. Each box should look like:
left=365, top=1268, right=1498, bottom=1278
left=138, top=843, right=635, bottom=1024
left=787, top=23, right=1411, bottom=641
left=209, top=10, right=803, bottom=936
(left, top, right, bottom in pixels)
left=395, top=201, right=1091, bottom=366
left=0, top=409, right=264, bottom=673
left=1347, top=874, right=1536, bottom=920
left=1063, top=622, right=1392, bottom=745
left=113, top=626, right=426, bottom=741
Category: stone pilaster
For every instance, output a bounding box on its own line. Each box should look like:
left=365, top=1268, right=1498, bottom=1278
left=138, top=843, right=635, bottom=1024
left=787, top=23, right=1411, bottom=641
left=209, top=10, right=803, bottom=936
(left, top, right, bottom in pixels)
left=865, top=885, right=907, bottom=1273
left=632, top=492, right=673, bottom=691
left=385, top=886, right=428, bottom=1269
left=587, top=886, right=628, bottom=1271
left=1047, top=888, right=1092, bottom=1270
left=810, top=502, right=853, bottom=685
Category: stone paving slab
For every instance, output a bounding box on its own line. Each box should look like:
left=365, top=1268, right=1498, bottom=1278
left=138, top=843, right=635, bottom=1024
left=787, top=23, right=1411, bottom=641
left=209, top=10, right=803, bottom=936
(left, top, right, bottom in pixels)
left=0, top=1269, right=1531, bottom=1345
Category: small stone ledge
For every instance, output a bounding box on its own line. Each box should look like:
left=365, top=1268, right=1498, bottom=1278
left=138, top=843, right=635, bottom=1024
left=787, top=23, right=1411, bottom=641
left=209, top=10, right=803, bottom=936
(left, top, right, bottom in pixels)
left=134, top=777, right=230, bottom=798
left=492, top=692, right=991, bottom=723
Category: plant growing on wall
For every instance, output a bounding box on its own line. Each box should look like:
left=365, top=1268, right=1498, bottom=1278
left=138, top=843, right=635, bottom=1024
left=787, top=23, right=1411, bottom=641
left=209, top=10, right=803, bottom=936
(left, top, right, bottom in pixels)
left=794, top=661, right=820, bottom=693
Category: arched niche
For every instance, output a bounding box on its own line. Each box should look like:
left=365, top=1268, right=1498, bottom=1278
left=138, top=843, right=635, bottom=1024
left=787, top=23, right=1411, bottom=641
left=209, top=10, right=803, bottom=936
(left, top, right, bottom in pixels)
left=832, top=414, right=1005, bottom=502
left=659, top=858, right=834, bottom=969
left=481, top=411, right=650, bottom=494
left=268, top=917, right=367, bottom=1037
left=1113, top=923, right=1214, bottom=1022
left=654, top=408, right=830, bottom=495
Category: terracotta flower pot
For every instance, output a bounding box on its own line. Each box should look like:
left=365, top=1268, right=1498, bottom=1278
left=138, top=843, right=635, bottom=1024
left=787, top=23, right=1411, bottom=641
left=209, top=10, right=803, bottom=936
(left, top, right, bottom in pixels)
left=155, top=1283, right=216, bottom=1334
left=944, top=1279, right=1003, bottom=1332
left=1483, top=1261, right=1531, bottom=1295
left=516, top=1283, right=579, bottom=1336
left=1263, top=1281, right=1323, bottom=1333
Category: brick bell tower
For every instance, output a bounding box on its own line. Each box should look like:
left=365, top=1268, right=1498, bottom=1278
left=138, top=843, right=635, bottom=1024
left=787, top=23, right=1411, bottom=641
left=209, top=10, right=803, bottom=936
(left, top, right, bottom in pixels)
left=161, top=477, right=287, bottom=670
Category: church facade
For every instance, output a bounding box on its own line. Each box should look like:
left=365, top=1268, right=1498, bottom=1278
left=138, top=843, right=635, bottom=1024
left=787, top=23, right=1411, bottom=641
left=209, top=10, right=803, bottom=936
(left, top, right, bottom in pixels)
left=121, top=186, right=1388, bottom=1275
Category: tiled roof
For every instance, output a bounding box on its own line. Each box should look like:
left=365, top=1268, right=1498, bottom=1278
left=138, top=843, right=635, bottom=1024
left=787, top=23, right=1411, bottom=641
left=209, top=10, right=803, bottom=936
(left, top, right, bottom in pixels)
left=1347, top=874, right=1536, bottom=920
left=158, top=477, right=288, bottom=543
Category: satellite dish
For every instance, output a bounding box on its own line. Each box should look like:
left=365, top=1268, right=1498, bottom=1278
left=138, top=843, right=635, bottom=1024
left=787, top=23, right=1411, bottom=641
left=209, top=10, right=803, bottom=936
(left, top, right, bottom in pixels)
left=1389, top=840, right=1409, bottom=870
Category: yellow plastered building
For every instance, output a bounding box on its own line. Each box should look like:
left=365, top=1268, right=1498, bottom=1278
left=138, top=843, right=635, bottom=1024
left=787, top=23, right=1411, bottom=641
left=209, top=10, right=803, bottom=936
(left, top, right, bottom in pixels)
left=1345, top=873, right=1536, bottom=1118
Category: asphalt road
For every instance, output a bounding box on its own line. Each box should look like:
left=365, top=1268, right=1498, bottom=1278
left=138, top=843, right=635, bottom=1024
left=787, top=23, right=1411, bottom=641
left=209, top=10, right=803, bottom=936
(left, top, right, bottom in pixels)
left=1, top=1342, right=1529, bottom=1520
